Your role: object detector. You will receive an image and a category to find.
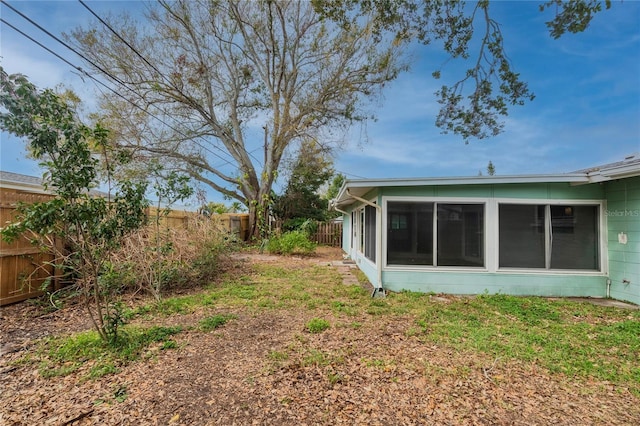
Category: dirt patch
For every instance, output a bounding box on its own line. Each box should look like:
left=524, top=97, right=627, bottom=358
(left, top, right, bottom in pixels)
left=1, top=247, right=639, bottom=425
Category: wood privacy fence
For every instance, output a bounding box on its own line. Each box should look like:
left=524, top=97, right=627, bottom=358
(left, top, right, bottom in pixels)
left=270, top=220, right=343, bottom=247
left=0, top=188, right=61, bottom=306
left=1, top=197, right=251, bottom=306
left=146, top=207, right=250, bottom=242
left=314, top=221, right=343, bottom=247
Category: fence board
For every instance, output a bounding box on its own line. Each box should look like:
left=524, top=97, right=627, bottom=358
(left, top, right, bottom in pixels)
left=0, top=188, right=57, bottom=306
left=313, top=222, right=343, bottom=247
left=1, top=192, right=252, bottom=305
left=270, top=219, right=343, bottom=247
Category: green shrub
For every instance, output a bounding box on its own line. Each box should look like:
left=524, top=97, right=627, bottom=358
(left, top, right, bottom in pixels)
left=267, top=231, right=316, bottom=255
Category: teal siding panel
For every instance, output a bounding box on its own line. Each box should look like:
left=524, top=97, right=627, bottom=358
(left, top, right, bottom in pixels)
left=381, top=270, right=606, bottom=298
left=356, top=258, right=378, bottom=286
left=605, top=177, right=640, bottom=305
left=492, top=184, right=551, bottom=199
left=605, top=188, right=640, bottom=201
left=605, top=218, right=640, bottom=231
left=492, top=183, right=602, bottom=200
left=342, top=213, right=351, bottom=253
left=433, top=186, right=494, bottom=198
left=608, top=249, right=640, bottom=264
left=382, top=187, right=436, bottom=197
left=381, top=182, right=604, bottom=200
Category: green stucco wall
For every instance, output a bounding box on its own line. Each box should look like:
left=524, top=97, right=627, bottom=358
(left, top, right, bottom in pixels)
left=341, top=180, right=623, bottom=301
left=378, top=182, right=604, bottom=200
left=381, top=270, right=606, bottom=297
left=605, top=176, right=640, bottom=305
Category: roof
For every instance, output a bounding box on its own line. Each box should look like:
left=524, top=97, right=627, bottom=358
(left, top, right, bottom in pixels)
left=0, top=170, right=110, bottom=198
left=573, top=153, right=640, bottom=182
left=330, top=154, right=640, bottom=209
left=0, top=170, right=48, bottom=194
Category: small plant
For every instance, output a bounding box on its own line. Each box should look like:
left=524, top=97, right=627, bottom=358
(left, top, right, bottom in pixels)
left=268, top=350, right=289, bottom=361
left=103, top=302, right=127, bottom=347
left=266, top=231, right=316, bottom=255
left=305, top=317, right=330, bottom=334
left=199, top=314, right=237, bottom=332
left=113, top=384, right=128, bottom=403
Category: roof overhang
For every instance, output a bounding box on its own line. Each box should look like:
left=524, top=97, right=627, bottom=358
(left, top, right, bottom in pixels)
left=329, top=174, right=591, bottom=210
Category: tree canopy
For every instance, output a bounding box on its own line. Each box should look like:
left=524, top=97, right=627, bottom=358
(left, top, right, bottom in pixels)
left=66, top=0, right=611, bottom=236
left=68, top=0, right=404, bottom=237
left=272, top=139, right=335, bottom=229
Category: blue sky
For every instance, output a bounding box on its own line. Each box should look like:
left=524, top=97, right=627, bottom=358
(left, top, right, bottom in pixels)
left=1, top=1, right=639, bottom=204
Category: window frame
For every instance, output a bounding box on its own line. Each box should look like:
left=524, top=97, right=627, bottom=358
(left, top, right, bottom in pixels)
left=383, top=197, right=488, bottom=271
left=354, top=200, right=377, bottom=265
left=382, top=196, right=607, bottom=275
left=496, top=199, right=605, bottom=274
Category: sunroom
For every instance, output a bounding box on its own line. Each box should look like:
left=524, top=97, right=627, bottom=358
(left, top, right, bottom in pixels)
left=330, top=156, right=640, bottom=305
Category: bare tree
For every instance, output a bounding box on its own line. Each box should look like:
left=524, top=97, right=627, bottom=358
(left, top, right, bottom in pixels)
left=69, top=0, right=405, bottom=238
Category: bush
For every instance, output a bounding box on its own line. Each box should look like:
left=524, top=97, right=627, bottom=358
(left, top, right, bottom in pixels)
left=266, top=231, right=316, bottom=255
left=107, top=215, right=236, bottom=298
left=282, top=218, right=318, bottom=236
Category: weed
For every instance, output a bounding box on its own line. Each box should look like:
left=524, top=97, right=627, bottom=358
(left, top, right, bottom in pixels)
left=161, top=340, right=178, bottom=350
left=266, top=231, right=316, bottom=255
left=199, top=314, right=237, bottom=332
left=268, top=350, right=289, bottom=361
left=327, top=371, right=345, bottom=385
left=306, top=318, right=330, bottom=333
left=34, top=325, right=182, bottom=379
left=113, top=383, right=128, bottom=403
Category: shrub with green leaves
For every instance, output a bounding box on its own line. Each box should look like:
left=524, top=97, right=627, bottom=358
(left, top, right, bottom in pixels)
left=267, top=231, right=316, bottom=255
left=0, top=68, right=148, bottom=344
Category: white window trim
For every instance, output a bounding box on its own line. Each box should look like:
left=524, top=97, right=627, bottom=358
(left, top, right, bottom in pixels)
left=493, top=198, right=607, bottom=275
left=381, top=196, right=607, bottom=275
left=353, top=198, right=378, bottom=268
left=382, top=196, right=489, bottom=271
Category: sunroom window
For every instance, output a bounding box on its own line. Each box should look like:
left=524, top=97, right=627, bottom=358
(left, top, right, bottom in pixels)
left=386, top=202, right=484, bottom=267
left=499, top=204, right=599, bottom=270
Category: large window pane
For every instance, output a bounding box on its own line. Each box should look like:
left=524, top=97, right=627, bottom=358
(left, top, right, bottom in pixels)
left=550, top=205, right=599, bottom=269
left=499, top=204, right=545, bottom=268
left=364, top=205, right=376, bottom=262
left=437, top=204, right=485, bottom=267
left=387, top=202, right=433, bottom=265
left=499, top=204, right=600, bottom=270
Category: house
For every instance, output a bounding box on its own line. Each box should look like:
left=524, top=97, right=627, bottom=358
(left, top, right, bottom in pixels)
left=329, top=155, right=640, bottom=305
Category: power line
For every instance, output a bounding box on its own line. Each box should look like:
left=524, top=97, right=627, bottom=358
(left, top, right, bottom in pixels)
left=1, top=2, right=238, bottom=169
left=77, top=0, right=243, bottom=167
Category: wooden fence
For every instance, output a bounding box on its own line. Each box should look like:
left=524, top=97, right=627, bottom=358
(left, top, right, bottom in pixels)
left=270, top=220, right=343, bottom=247
left=1, top=196, right=251, bottom=306
left=2, top=191, right=345, bottom=306
left=0, top=188, right=61, bottom=306
left=314, top=221, right=343, bottom=247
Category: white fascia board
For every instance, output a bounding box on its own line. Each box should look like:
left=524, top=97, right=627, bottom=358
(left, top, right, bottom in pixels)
left=0, top=181, right=50, bottom=194
left=598, top=163, right=640, bottom=180
left=344, top=174, right=590, bottom=187
left=331, top=174, right=591, bottom=208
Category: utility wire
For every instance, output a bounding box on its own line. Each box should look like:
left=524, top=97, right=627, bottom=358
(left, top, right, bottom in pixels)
left=2, top=1, right=130, bottom=89
left=77, top=0, right=244, bottom=167
left=1, top=2, right=238, bottom=169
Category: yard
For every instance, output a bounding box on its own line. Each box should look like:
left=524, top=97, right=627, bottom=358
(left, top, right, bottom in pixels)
left=1, top=246, right=639, bottom=425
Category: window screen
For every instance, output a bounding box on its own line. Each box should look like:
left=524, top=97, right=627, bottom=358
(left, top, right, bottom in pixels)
left=387, top=202, right=433, bottom=265
left=364, top=205, right=376, bottom=262
left=499, top=204, right=599, bottom=270
left=437, top=204, right=485, bottom=267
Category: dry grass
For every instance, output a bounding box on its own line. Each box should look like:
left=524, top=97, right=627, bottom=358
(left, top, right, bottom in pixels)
left=108, top=215, right=236, bottom=298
